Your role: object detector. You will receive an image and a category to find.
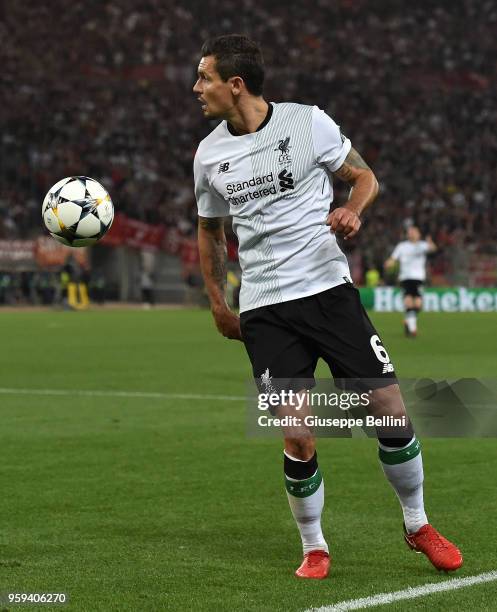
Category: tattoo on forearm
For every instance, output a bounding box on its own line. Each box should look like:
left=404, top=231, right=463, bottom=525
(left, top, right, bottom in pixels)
left=211, top=238, right=227, bottom=290
left=333, top=147, right=370, bottom=182
left=198, top=216, right=227, bottom=291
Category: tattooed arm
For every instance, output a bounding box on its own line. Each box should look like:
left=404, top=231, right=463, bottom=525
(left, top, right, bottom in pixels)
left=198, top=216, right=242, bottom=340
left=326, top=147, right=379, bottom=239
left=198, top=216, right=227, bottom=307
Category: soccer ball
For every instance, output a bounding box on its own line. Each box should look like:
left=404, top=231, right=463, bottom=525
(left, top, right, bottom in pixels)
left=42, top=176, right=114, bottom=247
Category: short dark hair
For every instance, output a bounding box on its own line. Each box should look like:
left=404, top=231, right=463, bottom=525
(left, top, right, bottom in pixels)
left=201, top=34, right=265, bottom=96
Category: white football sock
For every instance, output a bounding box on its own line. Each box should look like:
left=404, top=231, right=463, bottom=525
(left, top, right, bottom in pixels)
left=406, top=310, right=417, bottom=333
left=284, top=451, right=328, bottom=554
left=379, top=438, right=428, bottom=534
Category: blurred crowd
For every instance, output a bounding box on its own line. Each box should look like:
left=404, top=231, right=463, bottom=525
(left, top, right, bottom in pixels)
left=1, top=0, right=496, bottom=281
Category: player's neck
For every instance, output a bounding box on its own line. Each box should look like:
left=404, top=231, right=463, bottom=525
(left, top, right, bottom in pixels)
left=226, top=98, right=269, bottom=135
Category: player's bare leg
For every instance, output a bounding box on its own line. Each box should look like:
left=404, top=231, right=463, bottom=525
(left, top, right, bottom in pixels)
left=279, top=392, right=330, bottom=579
left=369, top=384, right=462, bottom=571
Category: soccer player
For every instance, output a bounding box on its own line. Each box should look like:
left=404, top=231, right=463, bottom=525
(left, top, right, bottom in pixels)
left=385, top=226, right=437, bottom=337
left=193, top=35, right=461, bottom=579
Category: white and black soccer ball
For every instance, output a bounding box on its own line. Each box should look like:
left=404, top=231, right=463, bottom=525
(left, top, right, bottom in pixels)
left=42, top=176, right=114, bottom=247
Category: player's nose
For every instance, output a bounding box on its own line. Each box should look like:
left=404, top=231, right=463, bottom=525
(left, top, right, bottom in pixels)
left=193, top=79, right=202, bottom=93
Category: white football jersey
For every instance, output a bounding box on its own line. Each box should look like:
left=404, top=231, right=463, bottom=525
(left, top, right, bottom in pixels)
left=194, top=102, right=352, bottom=313
left=391, top=240, right=430, bottom=281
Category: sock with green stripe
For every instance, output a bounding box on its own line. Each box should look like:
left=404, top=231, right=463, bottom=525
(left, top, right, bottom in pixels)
left=379, top=437, right=428, bottom=534
left=284, top=450, right=328, bottom=554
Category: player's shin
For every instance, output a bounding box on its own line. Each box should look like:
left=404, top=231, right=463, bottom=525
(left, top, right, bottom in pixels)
left=284, top=450, right=328, bottom=554
left=378, top=436, right=428, bottom=533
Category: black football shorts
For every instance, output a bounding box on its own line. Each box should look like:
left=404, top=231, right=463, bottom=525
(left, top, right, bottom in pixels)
left=400, top=280, right=423, bottom=298
left=240, top=283, right=397, bottom=392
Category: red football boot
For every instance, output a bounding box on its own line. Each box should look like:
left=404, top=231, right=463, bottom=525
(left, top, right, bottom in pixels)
left=295, top=550, right=330, bottom=579
left=404, top=524, right=463, bottom=571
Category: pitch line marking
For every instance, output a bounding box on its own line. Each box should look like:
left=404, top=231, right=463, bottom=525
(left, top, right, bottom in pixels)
left=0, top=387, right=245, bottom=402
left=304, top=570, right=497, bottom=612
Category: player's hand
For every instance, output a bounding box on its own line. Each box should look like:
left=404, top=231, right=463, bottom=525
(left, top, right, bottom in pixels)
left=211, top=305, right=242, bottom=341
left=325, top=207, right=361, bottom=240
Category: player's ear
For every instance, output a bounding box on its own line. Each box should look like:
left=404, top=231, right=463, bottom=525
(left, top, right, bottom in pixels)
left=229, top=76, right=244, bottom=95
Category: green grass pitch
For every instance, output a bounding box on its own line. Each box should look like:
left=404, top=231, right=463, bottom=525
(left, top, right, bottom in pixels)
left=0, top=310, right=496, bottom=611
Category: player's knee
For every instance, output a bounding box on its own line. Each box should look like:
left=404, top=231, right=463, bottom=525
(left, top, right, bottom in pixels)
left=284, top=436, right=316, bottom=461
left=370, top=384, right=407, bottom=420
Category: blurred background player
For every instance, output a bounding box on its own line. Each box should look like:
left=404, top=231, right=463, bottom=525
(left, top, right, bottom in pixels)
left=60, top=255, right=90, bottom=310
left=364, top=260, right=382, bottom=288
left=385, top=226, right=437, bottom=337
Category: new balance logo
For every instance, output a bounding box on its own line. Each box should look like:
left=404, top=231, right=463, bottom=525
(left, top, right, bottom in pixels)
left=278, top=169, right=294, bottom=192
left=218, top=162, right=230, bottom=173
left=382, top=363, right=395, bottom=374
